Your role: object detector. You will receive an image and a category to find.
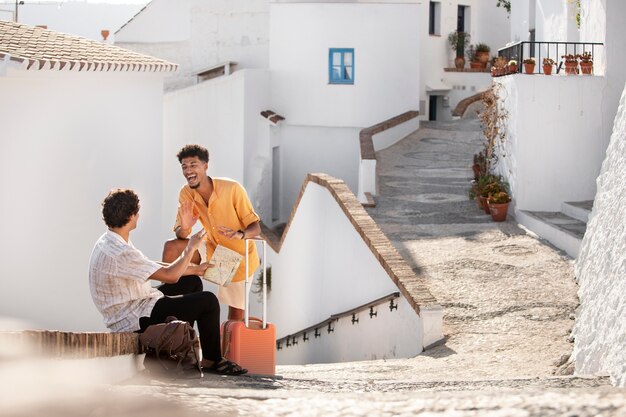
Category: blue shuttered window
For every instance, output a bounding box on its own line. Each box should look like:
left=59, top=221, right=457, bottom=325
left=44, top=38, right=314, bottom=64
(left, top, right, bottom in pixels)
left=329, top=48, right=354, bottom=84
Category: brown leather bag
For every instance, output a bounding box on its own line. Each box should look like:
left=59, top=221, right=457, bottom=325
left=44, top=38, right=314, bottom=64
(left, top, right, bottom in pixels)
left=139, top=316, right=203, bottom=378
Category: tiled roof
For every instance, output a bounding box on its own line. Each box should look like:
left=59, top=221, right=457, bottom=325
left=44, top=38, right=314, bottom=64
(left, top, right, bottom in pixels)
left=0, top=20, right=177, bottom=72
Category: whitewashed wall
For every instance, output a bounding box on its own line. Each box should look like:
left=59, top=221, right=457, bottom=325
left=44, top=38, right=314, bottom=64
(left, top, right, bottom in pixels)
left=572, top=82, right=626, bottom=387
left=495, top=75, right=605, bottom=212
left=580, top=0, right=626, bottom=166
left=115, top=0, right=270, bottom=91
left=269, top=2, right=419, bottom=128
left=265, top=181, right=441, bottom=364
left=535, top=0, right=580, bottom=43
left=0, top=69, right=167, bottom=331
left=276, top=126, right=360, bottom=223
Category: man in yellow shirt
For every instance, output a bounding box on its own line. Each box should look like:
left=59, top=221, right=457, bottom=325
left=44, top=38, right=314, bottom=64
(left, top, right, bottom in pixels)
left=162, top=144, right=261, bottom=321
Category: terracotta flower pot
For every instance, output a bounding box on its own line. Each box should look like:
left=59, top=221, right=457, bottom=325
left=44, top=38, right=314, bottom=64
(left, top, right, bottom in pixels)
left=488, top=202, right=510, bottom=222
left=543, top=64, right=553, bottom=75
left=580, top=62, right=593, bottom=75
left=564, top=62, right=578, bottom=75
left=524, top=63, right=535, bottom=74
left=455, top=56, right=466, bottom=69
left=476, top=51, right=490, bottom=67
left=508, top=64, right=518, bottom=74
left=470, top=61, right=483, bottom=69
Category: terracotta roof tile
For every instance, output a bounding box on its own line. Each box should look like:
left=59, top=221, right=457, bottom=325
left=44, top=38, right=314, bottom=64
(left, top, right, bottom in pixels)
left=0, top=20, right=177, bottom=72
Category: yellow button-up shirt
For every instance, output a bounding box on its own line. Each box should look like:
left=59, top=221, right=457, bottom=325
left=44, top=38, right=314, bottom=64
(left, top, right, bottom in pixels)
left=174, top=177, right=260, bottom=283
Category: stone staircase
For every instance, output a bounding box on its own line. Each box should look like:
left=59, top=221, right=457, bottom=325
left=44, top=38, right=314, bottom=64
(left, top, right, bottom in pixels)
left=517, top=200, right=593, bottom=258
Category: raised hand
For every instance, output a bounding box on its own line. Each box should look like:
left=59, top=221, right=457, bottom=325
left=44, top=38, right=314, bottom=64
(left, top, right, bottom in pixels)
left=180, top=201, right=199, bottom=230
left=187, top=228, right=207, bottom=251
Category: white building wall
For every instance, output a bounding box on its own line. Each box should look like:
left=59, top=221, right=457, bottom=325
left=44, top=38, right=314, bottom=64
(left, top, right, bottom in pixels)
left=573, top=82, right=626, bottom=387
left=115, top=0, right=270, bottom=91
left=495, top=75, right=605, bottom=212
left=277, top=126, right=360, bottom=222
left=265, top=182, right=432, bottom=364
left=442, top=71, right=493, bottom=115
left=580, top=0, right=626, bottom=165
left=0, top=69, right=166, bottom=331
left=510, top=0, right=531, bottom=43
left=269, top=2, right=420, bottom=128
left=535, top=0, right=580, bottom=43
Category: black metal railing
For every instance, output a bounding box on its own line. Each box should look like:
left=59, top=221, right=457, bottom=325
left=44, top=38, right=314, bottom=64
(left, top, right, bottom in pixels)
left=498, top=41, right=603, bottom=74
left=275, top=292, right=400, bottom=351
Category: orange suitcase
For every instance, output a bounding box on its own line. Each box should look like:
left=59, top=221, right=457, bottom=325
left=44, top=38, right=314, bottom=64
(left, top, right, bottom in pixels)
left=221, top=239, right=276, bottom=376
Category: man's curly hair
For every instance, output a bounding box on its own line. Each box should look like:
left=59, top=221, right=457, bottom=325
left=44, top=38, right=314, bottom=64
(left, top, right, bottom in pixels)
left=177, top=144, right=209, bottom=163
left=102, top=189, right=140, bottom=228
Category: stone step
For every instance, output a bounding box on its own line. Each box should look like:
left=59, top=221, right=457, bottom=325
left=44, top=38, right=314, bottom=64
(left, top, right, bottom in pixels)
left=561, top=200, right=594, bottom=223
left=517, top=210, right=587, bottom=258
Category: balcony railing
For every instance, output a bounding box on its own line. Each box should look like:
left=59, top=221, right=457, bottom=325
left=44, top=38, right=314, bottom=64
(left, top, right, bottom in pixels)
left=498, top=41, right=604, bottom=74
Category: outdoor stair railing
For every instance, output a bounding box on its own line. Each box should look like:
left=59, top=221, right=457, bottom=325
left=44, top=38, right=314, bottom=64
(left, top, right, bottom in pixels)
left=276, top=292, right=400, bottom=350
left=498, top=41, right=604, bottom=74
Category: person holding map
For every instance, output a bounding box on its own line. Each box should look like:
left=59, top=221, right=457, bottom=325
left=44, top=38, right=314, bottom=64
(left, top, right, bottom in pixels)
left=162, top=144, right=261, bottom=321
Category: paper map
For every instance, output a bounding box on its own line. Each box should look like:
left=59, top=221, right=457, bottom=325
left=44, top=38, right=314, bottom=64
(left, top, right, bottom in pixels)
left=202, top=244, right=243, bottom=287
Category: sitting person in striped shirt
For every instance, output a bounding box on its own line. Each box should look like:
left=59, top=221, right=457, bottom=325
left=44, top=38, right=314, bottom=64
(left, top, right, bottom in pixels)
left=89, top=188, right=246, bottom=375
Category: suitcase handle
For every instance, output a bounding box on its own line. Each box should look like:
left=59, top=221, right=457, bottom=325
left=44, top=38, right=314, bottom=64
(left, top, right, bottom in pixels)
left=244, top=238, right=267, bottom=329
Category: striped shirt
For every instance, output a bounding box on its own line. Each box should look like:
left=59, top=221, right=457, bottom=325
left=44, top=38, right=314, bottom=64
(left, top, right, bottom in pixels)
left=89, top=230, right=162, bottom=332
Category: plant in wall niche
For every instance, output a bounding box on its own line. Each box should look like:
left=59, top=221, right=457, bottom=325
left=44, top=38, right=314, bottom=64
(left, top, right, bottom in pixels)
left=523, top=57, right=536, bottom=74
left=542, top=58, right=556, bottom=75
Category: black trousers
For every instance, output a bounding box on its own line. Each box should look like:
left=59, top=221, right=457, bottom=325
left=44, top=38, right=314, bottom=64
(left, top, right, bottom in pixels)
left=139, top=276, right=221, bottom=362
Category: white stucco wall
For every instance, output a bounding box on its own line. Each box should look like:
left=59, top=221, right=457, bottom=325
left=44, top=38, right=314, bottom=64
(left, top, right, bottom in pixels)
left=572, top=82, right=626, bottom=387
left=269, top=2, right=419, bottom=128
left=495, top=75, right=605, bottom=212
left=276, top=126, right=360, bottom=223
left=580, top=0, right=626, bottom=168
left=0, top=69, right=167, bottom=331
left=535, top=0, right=580, bottom=43
left=115, top=0, right=270, bottom=91
left=266, top=181, right=433, bottom=364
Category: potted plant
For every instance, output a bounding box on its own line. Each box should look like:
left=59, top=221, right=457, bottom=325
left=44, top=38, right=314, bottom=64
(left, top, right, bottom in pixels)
left=578, top=51, right=593, bottom=75
left=475, top=43, right=491, bottom=68
left=523, top=57, right=536, bottom=74
left=467, top=45, right=482, bottom=69
left=477, top=175, right=504, bottom=214
left=542, top=58, right=556, bottom=75
left=508, top=59, right=518, bottom=74
left=562, top=54, right=578, bottom=75
left=487, top=191, right=511, bottom=222
left=448, top=31, right=470, bottom=69
left=472, top=151, right=487, bottom=180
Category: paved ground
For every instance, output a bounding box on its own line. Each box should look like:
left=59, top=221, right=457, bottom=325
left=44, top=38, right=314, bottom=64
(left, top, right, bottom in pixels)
left=5, top=119, right=625, bottom=416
